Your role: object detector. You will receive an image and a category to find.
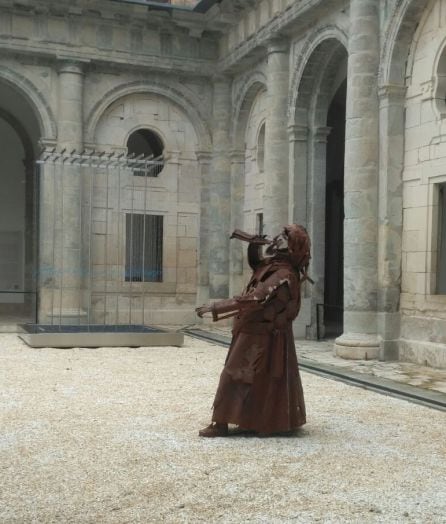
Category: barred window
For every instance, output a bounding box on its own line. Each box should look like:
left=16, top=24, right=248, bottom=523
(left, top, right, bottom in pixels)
left=125, top=214, right=163, bottom=282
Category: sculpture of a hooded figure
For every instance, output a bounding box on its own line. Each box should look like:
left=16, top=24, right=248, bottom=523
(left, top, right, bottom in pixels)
left=196, top=224, right=311, bottom=437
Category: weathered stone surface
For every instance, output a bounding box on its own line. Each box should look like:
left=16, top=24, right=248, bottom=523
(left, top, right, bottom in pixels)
left=0, top=0, right=445, bottom=366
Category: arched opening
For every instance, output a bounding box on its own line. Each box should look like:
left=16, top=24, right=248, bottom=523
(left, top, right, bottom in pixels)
left=0, top=82, right=40, bottom=326
left=291, top=35, right=347, bottom=339
left=324, top=79, right=346, bottom=337
left=126, top=128, right=164, bottom=177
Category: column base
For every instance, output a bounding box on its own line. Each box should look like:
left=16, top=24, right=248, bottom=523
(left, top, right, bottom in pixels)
left=334, top=333, right=380, bottom=360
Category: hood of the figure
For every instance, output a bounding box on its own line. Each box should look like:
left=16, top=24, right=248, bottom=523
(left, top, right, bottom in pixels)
left=283, top=224, right=311, bottom=270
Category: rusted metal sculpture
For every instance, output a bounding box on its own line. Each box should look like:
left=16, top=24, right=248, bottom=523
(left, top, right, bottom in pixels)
left=196, top=224, right=312, bottom=437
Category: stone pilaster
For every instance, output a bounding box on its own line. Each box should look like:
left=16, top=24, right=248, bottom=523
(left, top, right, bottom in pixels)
left=229, top=149, right=245, bottom=297
left=334, top=0, right=380, bottom=359
left=196, top=150, right=212, bottom=306
left=263, top=37, right=290, bottom=236
left=306, top=126, right=331, bottom=338
left=377, top=84, right=406, bottom=360
left=209, top=76, right=231, bottom=298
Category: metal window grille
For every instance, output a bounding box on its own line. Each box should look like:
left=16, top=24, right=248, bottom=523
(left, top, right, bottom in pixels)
left=35, top=148, right=165, bottom=326
left=125, top=214, right=163, bottom=282
left=133, top=158, right=164, bottom=178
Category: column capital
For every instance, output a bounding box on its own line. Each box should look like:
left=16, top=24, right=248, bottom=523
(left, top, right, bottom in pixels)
left=39, top=137, right=57, bottom=150
left=266, top=36, right=289, bottom=55
left=288, top=124, right=309, bottom=142
left=313, top=126, right=332, bottom=143
left=212, top=73, right=232, bottom=86
left=195, top=150, right=213, bottom=164
left=230, top=149, right=245, bottom=163
left=378, top=83, right=407, bottom=101
left=56, top=58, right=89, bottom=76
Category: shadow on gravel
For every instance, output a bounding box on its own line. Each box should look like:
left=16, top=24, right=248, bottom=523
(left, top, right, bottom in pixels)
left=225, top=428, right=308, bottom=439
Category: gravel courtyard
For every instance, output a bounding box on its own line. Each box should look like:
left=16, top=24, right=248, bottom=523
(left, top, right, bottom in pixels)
left=1, top=334, right=446, bottom=523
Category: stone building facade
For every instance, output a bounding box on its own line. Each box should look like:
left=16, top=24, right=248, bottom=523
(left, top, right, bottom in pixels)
left=0, top=0, right=445, bottom=367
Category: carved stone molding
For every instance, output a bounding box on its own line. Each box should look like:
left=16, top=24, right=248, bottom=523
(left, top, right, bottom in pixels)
left=266, top=37, right=289, bottom=55
left=230, top=149, right=245, bottom=163
left=378, top=83, right=407, bottom=101
left=195, top=150, right=213, bottom=165
left=287, top=124, right=309, bottom=142
left=313, top=126, right=331, bottom=143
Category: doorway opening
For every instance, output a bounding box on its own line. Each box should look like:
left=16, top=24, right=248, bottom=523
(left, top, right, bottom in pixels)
left=323, top=79, right=346, bottom=337
left=0, top=83, right=40, bottom=329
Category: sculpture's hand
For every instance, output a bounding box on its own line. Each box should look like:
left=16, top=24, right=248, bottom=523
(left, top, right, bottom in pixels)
left=195, top=305, right=212, bottom=318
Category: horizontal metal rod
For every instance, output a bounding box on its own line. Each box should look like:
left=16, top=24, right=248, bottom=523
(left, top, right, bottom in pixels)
left=37, top=148, right=164, bottom=168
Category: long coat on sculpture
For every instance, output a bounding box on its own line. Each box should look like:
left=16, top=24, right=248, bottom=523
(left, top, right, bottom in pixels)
left=197, top=224, right=311, bottom=435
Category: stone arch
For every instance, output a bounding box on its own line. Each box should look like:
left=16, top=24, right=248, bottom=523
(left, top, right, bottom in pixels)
left=231, top=71, right=267, bottom=147
left=289, top=25, right=348, bottom=122
left=85, top=80, right=211, bottom=151
left=0, top=66, right=57, bottom=140
left=380, top=0, right=431, bottom=86
left=289, top=32, right=348, bottom=338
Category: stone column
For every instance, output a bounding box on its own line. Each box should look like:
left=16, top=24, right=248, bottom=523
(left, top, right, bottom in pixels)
left=334, top=0, right=380, bottom=359
left=196, top=151, right=212, bottom=306
left=288, top=124, right=309, bottom=226
left=209, top=77, right=231, bottom=299
left=263, top=38, right=290, bottom=236
left=229, top=149, right=245, bottom=297
left=24, top=159, right=36, bottom=319
left=288, top=124, right=312, bottom=338
left=57, top=61, right=85, bottom=150
left=309, top=126, right=331, bottom=338
left=377, top=84, right=406, bottom=360
left=40, top=60, right=85, bottom=322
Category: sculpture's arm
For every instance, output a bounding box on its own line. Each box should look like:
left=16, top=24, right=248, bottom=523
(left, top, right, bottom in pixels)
left=196, top=296, right=261, bottom=322
left=195, top=269, right=298, bottom=322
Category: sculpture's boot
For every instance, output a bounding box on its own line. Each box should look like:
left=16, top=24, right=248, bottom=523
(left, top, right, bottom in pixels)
left=198, top=423, right=228, bottom=437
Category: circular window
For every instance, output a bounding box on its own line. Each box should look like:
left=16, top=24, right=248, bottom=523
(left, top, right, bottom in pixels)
left=127, top=129, right=164, bottom=177
left=257, top=122, right=265, bottom=173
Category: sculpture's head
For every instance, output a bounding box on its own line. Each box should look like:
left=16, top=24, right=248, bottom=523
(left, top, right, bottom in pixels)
left=266, top=224, right=311, bottom=271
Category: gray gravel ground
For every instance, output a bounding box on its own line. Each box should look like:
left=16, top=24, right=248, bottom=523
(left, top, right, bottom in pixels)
left=1, top=334, right=446, bottom=524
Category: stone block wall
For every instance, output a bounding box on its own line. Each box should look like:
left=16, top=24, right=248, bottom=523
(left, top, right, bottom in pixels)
left=1, top=0, right=446, bottom=366
left=400, top=0, right=446, bottom=367
left=87, top=93, right=202, bottom=325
